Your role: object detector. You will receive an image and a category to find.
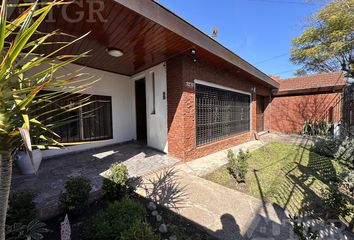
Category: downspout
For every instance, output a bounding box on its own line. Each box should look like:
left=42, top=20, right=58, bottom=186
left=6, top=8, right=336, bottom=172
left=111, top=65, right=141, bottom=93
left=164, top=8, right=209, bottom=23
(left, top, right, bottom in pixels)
left=269, top=93, right=272, bottom=132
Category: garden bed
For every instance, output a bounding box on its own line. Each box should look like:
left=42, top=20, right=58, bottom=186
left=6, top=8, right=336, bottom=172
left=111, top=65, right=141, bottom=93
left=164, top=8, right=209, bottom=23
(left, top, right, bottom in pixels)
left=43, top=193, right=217, bottom=240
left=7, top=162, right=217, bottom=240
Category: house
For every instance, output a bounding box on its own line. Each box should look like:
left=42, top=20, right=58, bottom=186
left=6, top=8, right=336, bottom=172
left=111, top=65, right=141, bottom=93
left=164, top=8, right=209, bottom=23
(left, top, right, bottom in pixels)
left=271, top=72, right=345, bottom=134
left=37, top=0, right=346, bottom=161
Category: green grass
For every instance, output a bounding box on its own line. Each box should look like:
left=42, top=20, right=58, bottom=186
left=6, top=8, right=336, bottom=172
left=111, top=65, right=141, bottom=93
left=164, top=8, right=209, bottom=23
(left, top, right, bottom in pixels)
left=205, top=142, right=352, bottom=220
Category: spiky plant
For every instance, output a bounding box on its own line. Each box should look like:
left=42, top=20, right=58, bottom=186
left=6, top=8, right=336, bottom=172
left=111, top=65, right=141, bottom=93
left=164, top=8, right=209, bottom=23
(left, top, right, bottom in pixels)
left=0, top=1, right=95, bottom=238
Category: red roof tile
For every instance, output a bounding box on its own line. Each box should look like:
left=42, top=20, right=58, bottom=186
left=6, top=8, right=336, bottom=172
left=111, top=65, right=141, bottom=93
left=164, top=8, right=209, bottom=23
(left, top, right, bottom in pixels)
left=278, top=72, right=346, bottom=91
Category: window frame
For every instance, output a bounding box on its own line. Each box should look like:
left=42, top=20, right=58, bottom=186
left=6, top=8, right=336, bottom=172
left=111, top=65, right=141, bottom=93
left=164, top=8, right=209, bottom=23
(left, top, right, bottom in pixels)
left=80, top=94, right=113, bottom=141
left=151, top=71, right=156, bottom=115
left=37, top=91, right=113, bottom=144
left=194, top=80, right=252, bottom=146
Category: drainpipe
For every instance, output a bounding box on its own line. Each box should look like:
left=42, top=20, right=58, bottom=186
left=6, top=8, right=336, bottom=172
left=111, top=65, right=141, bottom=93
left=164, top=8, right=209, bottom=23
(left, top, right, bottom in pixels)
left=269, top=93, right=272, bottom=132
left=270, top=89, right=278, bottom=132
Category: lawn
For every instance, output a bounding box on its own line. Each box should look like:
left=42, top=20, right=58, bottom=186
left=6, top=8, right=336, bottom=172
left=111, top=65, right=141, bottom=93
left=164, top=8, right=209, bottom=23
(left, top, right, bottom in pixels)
left=205, top=142, right=353, bottom=222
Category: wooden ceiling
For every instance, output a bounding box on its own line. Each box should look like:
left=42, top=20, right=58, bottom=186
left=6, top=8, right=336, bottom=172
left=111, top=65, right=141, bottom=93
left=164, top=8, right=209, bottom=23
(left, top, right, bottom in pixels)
left=39, top=0, right=193, bottom=76
left=38, top=0, right=279, bottom=88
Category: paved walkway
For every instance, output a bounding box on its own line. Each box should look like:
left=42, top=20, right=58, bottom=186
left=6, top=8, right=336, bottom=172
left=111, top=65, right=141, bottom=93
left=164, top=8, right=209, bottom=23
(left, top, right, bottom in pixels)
left=138, top=169, right=293, bottom=239
left=176, top=132, right=314, bottom=178
left=12, top=142, right=178, bottom=219
left=259, top=132, right=315, bottom=146
left=176, top=140, right=265, bottom=177
left=137, top=135, right=353, bottom=240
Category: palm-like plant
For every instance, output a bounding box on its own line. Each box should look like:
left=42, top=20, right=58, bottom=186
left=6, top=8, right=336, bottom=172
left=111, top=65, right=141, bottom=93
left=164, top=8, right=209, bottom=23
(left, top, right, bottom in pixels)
left=0, top=1, right=94, bottom=238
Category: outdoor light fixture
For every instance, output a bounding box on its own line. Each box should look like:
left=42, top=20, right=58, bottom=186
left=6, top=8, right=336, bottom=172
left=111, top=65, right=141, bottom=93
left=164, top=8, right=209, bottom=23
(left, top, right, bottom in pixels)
left=191, top=48, right=197, bottom=62
left=106, top=48, right=124, bottom=57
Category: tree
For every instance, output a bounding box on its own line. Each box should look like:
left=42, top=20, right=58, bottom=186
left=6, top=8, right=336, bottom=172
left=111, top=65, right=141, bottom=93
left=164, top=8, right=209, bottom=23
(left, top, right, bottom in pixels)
left=0, top=1, right=93, bottom=238
left=294, top=69, right=308, bottom=76
left=291, top=0, right=354, bottom=79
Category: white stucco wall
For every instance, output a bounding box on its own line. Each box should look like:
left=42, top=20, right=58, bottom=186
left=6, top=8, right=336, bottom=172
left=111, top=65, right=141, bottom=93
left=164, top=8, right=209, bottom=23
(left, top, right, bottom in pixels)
left=132, top=63, right=168, bottom=153
left=40, top=63, right=136, bottom=158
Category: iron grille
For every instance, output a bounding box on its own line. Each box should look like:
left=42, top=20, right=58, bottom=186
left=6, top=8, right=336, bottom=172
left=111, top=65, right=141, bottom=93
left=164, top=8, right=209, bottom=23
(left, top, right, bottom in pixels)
left=195, top=84, right=251, bottom=146
left=342, top=84, right=354, bottom=137
left=36, top=92, right=113, bottom=144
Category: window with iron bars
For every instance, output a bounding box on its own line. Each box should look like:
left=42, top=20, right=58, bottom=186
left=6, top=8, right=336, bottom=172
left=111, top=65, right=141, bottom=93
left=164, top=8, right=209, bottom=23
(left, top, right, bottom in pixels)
left=195, top=84, right=251, bottom=146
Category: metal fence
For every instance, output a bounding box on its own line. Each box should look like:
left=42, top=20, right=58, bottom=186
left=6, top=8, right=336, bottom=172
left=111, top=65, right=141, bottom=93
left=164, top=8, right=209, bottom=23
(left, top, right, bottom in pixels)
left=342, top=84, right=354, bottom=137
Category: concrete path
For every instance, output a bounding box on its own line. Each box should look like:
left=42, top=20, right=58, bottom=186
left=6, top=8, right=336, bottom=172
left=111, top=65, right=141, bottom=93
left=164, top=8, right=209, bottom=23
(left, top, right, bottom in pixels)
left=138, top=135, right=353, bottom=240
left=174, top=133, right=314, bottom=178
left=136, top=139, right=293, bottom=239
left=138, top=169, right=294, bottom=240
left=175, top=140, right=265, bottom=177
left=137, top=139, right=294, bottom=239
left=260, top=132, right=314, bottom=146
left=138, top=168, right=353, bottom=240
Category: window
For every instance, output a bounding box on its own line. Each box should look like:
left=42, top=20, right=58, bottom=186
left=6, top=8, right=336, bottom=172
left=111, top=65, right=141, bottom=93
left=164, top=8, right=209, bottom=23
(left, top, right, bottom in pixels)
left=151, top=72, right=156, bottom=115
left=195, top=83, right=251, bottom=146
left=38, top=92, right=113, bottom=143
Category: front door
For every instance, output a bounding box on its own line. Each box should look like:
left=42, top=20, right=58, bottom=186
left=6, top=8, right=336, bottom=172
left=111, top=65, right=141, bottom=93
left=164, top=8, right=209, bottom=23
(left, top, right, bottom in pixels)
left=256, top=96, right=265, bottom=132
left=135, top=79, right=147, bottom=144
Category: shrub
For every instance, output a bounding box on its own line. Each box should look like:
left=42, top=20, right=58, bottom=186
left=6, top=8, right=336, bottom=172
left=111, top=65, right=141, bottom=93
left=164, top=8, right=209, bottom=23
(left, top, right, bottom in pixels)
left=338, top=171, right=354, bottom=197
left=6, top=190, right=37, bottom=226
left=314, top=137, right=354, bottom=165
left=88, top=198, right=147, bottom=239
left=313, top=137, right=339, bottom=157
left=120, top=221, right=160, bottom=240
left=6, top=219, right=49, bottom=240
left=289, top=215, right=318, bottom=240
left=227, top=149, right=250, bottom=183
left=59, top=176, right=92, bottom=216
left=301, top=119, right=332, bottom=136
left=321, top=186, right=350, bottom=219
left=102, top=163, right=132, bottom=199
left=333, top=137, right=354, bottom=164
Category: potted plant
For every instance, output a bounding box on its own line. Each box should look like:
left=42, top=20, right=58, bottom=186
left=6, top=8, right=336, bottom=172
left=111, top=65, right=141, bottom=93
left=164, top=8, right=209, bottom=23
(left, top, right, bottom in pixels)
left=14, top=148, right=42, bottom=175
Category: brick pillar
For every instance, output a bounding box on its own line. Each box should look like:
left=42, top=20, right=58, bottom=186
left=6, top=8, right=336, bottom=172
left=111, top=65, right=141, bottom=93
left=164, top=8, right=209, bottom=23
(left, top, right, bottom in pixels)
left=166, top=53, right=197, bottom=160
left=166, top=54, right=186, bottom=159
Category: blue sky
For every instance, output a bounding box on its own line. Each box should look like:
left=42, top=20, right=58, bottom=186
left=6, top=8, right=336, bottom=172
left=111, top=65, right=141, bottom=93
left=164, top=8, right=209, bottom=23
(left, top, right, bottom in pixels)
left=158, top=0, right=325, bottom=79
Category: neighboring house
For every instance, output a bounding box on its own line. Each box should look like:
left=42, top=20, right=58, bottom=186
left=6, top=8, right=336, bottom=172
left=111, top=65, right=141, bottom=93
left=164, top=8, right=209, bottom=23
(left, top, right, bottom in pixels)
left=271, top=72, right=346, bottom=134
left=36, top=0, right=346, bottom=161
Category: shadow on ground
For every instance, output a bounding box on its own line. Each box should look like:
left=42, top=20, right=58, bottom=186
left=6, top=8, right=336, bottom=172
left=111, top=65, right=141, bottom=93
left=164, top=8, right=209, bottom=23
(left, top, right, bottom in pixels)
left=252, top=142, right=354, bottom=239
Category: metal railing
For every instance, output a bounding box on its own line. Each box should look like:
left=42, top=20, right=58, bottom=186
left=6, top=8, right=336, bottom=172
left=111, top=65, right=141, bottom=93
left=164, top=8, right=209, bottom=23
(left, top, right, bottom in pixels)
left=342, top=84, right=354, bottom=138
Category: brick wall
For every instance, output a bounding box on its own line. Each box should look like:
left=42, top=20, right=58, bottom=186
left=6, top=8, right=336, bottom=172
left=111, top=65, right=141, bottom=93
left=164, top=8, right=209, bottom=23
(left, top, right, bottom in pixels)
left=270, top=92, right=342, bottom=134
left=167, top=52, right=273, bottom=161
left=263, top=96, right=272, bottom=131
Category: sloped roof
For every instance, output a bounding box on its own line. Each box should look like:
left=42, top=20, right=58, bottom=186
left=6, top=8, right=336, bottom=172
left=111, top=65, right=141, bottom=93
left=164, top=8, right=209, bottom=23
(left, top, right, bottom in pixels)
left=279, top=72, right=345, bottom=91
left=112, top=0, right=279, bottom=88
left=273, top=72, right=346, bottom=96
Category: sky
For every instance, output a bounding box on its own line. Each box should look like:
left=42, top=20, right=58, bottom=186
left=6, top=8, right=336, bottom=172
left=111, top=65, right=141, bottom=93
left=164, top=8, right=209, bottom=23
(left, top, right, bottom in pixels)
left=157, top=0, right=326, bottom=79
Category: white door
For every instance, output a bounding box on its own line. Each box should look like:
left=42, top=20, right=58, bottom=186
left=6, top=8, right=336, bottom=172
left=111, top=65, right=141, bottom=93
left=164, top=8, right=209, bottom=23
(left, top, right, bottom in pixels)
left=144, top=63, right=168, bottom=153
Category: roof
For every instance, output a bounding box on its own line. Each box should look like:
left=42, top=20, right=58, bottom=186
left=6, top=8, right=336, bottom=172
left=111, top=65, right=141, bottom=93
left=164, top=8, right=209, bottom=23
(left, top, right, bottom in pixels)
left=112, top=0, right=279, bottom=88
left=274, top=72, right=346, bottom=96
